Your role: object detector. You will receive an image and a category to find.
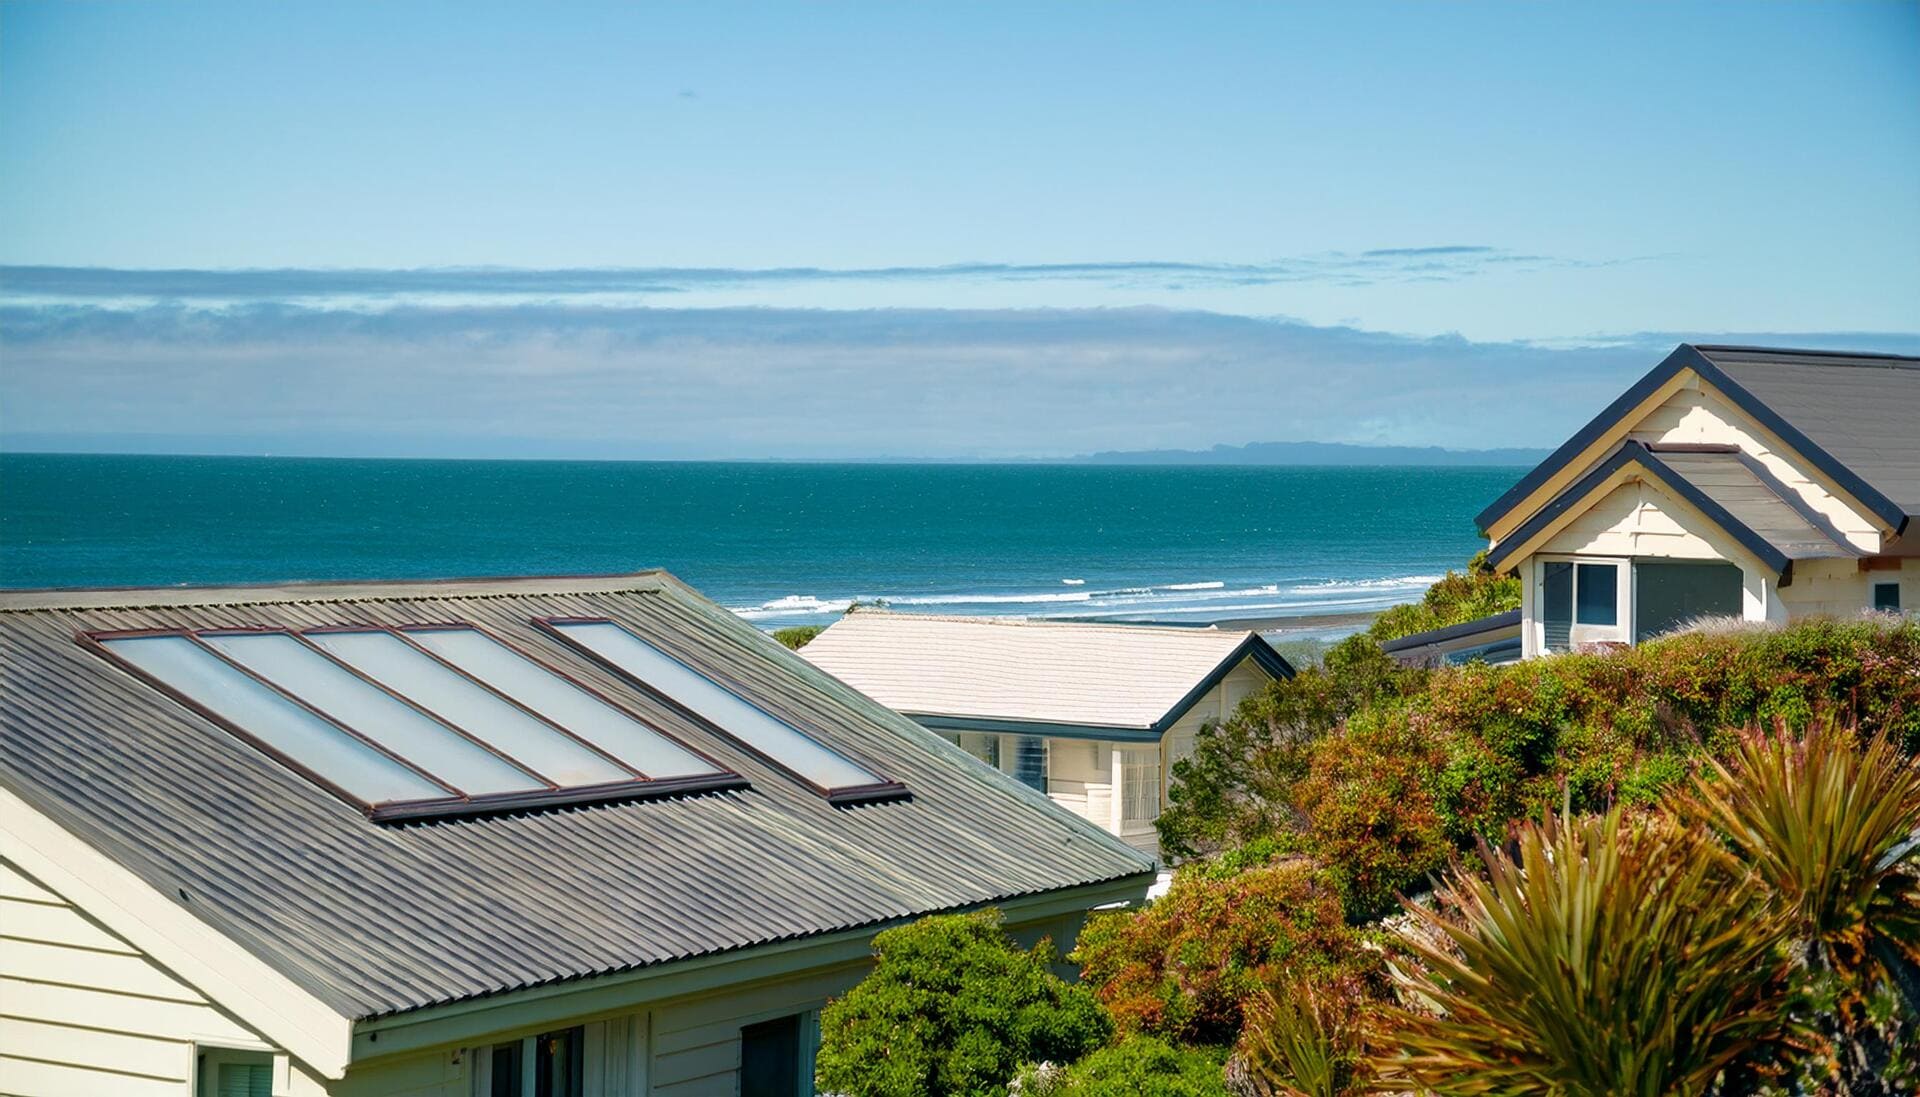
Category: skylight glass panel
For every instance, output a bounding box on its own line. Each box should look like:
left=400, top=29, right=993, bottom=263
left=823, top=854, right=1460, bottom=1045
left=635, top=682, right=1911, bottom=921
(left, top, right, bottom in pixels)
left=98, top=635, right=447, bottom=805
left=199, top=632, right=546, bottom=797
left=305, top=630, right=633, bottom=787
left=543, top=620, right=894, bottom=796
left=404, top=627, right=722, bottom=779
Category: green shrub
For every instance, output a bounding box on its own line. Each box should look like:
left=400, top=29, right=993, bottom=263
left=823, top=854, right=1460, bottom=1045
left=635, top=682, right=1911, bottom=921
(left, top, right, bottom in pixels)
left=815, top=910, right=1110, bottom=1097
left=771, top=624, right=824, bottom=649
left=1013, top=1036, right=1228, bottom=1097
left=1365, top=550, right=1520, bottom=645
left=1163, top=615, right=1920, bottom=920
left=1072, top=860, right=1371, bottom=1045
left=1157, top=635, right=1422, bottom=859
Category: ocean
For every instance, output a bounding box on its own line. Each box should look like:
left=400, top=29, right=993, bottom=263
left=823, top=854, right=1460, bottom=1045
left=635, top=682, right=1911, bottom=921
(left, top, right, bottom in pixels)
left=0, top=454, right=1517, bottom=632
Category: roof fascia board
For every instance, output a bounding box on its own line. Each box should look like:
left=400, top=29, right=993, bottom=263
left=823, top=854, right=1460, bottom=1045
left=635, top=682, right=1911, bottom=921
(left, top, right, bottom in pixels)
left=1485, top=442, right=1792, bottom=579
left=911, top=714, right=1162, bottom=742
left=1477, top=346, right=1699, bottom=538
left=1149, top=635, right=1294, bottom=736
left=1683, top=355, right=1908, bottom=535
left=0, top=785, right=354, bottom=1079
left=349, top=871, right=1155, bottom=1062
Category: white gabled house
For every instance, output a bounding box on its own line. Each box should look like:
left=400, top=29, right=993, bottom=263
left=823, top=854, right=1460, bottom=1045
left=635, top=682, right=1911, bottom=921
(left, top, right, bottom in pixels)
left=0, top=574, right=1154, bottom=1097
left=798, top=612, right=1294, bottom=854
left=1478, top=344, right=1920, bottom=657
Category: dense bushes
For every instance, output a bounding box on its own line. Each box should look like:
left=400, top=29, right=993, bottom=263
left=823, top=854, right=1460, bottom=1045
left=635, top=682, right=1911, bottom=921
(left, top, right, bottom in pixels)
left=1072, top=860, right=1378, bottom=1045
left=1013, top=1037, right=1228, bottom=1097
left=815, top=911, right=1110, bottom=1097
left=1164, top=615, right=1920, bottom=919
left=1364, top=551, right=1520, bottom=645
left=772, top=624, right=824, bottom=649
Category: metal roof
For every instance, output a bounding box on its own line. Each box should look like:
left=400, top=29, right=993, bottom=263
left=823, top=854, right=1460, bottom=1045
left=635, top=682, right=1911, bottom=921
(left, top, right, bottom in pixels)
left=0, top=573, right=1155, bottom=1021
left=1652, top=449, right=1853, bottom=560
left=1478, top=344, right=1920, bottom=535
left=1698, top=346, right=1920, bottom=519
left=798, top=612, right=1291, bottom=732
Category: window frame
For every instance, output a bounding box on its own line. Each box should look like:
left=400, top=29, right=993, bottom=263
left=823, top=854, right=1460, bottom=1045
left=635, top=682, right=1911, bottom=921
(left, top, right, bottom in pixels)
left=1535, top=555, right=1632, bottom=652
left=534, top=616, right=907, bottom=806
left=195, top=1044, right=278, bottom=1097
left=81, top=624, right=745, bottom=823
left=1873, top=580, right=1903, bottom=613
left=471, top=1026, right=584, bottom=1097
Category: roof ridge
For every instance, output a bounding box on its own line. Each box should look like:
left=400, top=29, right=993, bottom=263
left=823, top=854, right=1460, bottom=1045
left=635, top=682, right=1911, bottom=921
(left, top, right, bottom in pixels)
left=1693, top=343, right=1920, bottom=366
left=0, top=571, right=672, bottom=613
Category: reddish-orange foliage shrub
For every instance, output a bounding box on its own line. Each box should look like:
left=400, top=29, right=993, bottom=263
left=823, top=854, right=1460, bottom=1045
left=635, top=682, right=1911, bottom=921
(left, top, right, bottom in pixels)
left=1165, top=616, right=1920, bottom=921
left=1289, top=717, right=1452, bottom=919
left=1072, top=860, right=1375, bottom=1046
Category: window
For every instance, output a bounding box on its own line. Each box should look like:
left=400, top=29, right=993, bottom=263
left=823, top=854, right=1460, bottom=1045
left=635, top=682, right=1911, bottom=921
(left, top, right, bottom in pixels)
left=1539, top=560, right=1627, bottom=652
left=198, top=1048, right=273, bottom=1097
left=91, top=626, right=739, bottom=821
left=1012, top=735, right=1048, bottom=793
left=539, top=618, right=905, bottom=804
left=1121, top=748, right=1161, bottom=825
left=947, top=732, right=1000, bottom=768
left=740, top=1015, right=803, bottom=1097
left=1874, top=581, right=1903, bottom=613
left=474, top=1028, right=582, bottom=1097
left=1635, top=561, right=1744, bottom=642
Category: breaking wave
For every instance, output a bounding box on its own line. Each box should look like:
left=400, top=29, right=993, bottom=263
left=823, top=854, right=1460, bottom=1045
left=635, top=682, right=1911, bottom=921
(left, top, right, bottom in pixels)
left=729, top=573, right=1442, bottom=624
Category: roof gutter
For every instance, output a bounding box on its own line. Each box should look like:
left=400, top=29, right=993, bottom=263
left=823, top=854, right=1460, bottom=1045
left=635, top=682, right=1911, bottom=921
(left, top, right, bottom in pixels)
left=346, top=870, right=1155, bottom=1063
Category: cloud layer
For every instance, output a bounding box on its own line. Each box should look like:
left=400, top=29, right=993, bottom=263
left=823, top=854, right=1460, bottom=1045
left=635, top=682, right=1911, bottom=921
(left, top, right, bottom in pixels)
left=0, top=249, right=1638, bottom=309
left=3, top=264, right=1913, bottom=461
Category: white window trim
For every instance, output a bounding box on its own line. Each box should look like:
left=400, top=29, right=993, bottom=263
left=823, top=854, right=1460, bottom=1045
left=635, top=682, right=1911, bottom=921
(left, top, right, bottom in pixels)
left=194, top=1044, right=286, bottom=1097
left=1536, top=555, right=1632, bottom=652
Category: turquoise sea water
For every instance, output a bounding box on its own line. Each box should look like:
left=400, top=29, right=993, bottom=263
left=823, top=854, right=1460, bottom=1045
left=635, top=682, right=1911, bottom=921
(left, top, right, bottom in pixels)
left=0, top=454, right=1519, bottom=628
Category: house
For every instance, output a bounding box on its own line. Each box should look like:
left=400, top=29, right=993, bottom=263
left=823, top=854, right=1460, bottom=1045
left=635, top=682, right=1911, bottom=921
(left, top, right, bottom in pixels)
left=1478, top=344, right=1920, bottom=657
left=0, top=573, right=1155, bottom=1097
left=797, top=612, right=1294, bottom=854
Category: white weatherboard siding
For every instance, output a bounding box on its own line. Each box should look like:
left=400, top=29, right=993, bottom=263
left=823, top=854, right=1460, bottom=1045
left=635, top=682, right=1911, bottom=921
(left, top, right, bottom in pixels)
left=0, top=857, right=328, bottom=1097
left=0, top=850, right=1113, bottom=1096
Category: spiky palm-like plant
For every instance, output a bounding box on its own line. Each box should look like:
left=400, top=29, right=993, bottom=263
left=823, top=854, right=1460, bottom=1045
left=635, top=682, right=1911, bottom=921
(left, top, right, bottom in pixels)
left=1381, top=807, right=1788, bottom=1096
left=1684, top=717, right=1920, bottom=1088
left=1239, top=974, right=1375, bottom=1097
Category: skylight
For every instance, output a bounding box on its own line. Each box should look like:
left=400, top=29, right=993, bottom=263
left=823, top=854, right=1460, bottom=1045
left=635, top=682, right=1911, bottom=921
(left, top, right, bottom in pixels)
left=92, top=626, right=740, bottom=821
left=539, top=618, right=905, bottom=804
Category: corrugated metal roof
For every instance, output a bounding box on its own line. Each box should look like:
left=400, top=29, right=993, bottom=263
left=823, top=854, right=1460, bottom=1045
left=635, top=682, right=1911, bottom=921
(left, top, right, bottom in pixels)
left=799, top=612, right=1281, bottom=730
left=1698, top=347, right=1920, bottom=518
left=1655, top=450, right=1854, bottom=560
left=0, top=574, right=1154, bottom=1021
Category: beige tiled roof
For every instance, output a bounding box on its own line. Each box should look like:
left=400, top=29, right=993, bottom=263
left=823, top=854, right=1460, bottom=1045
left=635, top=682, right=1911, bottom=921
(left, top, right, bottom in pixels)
left=799, top=611, right=1279, bottom=730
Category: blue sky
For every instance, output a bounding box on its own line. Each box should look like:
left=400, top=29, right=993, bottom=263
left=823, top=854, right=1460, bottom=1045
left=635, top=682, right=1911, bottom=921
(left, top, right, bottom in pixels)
left=2, top=3, right=1916, bottom=457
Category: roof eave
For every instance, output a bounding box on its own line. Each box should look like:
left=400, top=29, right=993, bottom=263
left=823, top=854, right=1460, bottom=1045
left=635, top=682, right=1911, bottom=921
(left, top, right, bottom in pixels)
left=1485, top=441, right=1794, bottom=580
